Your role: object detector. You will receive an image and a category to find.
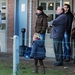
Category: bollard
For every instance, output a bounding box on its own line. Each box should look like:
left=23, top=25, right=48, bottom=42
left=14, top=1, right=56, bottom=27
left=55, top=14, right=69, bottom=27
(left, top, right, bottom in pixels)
left=13, top=35, right=19, bottom=75
left=19, top=28, right=26, bottom=56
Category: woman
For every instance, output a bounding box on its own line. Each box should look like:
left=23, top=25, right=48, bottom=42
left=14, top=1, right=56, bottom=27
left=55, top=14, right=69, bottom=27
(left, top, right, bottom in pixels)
left=71, top=13, right=75, bottom=63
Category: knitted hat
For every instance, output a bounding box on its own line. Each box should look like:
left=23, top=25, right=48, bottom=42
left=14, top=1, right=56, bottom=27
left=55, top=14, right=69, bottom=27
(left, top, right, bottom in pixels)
left=37, top=6, right=43, bottom=11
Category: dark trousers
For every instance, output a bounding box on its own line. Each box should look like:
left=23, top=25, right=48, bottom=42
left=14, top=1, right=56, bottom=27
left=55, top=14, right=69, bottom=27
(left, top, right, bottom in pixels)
left=53, top=39, right=63, bottom=64
left=34, top=58, right=45, bottom=73
left=34, top=59, right=44, bottom=66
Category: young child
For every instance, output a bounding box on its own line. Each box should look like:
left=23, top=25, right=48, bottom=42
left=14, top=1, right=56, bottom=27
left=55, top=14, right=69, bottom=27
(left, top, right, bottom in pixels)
left=30, top=33, right=46, bottom=74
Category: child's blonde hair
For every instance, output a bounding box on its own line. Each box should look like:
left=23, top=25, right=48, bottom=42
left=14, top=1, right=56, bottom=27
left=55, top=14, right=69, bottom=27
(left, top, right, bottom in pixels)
left=33, top=33, right=40, bottom=41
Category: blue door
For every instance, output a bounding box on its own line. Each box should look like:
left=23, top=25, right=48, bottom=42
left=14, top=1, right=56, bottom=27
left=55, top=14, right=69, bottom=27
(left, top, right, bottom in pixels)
left=15, top=0, right=28, bottom=45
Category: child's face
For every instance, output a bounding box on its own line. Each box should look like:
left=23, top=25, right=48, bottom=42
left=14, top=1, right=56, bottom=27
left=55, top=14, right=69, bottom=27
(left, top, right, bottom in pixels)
left=33, top=38, right=36, bottom=41
left=33, top=37, right=40, bottom=41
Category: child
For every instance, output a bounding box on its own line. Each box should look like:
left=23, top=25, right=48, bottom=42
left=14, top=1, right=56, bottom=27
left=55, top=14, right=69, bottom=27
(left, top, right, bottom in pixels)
left=30, top=33, right=46, bottom=74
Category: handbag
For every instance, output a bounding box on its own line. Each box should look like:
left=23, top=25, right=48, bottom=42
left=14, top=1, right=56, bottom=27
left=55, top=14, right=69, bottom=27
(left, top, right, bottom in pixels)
left=24, top=46, right=31, bottom=58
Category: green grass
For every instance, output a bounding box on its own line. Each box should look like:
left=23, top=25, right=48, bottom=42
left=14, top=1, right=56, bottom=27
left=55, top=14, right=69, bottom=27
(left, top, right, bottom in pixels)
left=0, top=60, right=75, bottom=75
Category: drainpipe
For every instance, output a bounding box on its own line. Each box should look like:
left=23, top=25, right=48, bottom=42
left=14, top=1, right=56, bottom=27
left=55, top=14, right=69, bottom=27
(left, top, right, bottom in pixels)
left=29, top=0, right=32, bottom=47
left=14, top=0, right=16, bottom=35
left=60, top=0, right=63, bottom=7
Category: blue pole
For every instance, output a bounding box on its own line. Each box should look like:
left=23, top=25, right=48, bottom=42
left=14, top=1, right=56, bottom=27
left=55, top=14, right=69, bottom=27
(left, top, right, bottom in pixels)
left=13, top=35, right=19, bottom=75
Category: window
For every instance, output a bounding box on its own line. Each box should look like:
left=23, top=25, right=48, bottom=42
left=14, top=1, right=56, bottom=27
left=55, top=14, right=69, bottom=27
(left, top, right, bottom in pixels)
left=47, top=14, right=53, bottom=22
left=1, top=23, right=6, bottom=30
left=56, top=3, right=60, bottom=10
left=41, top=2, right=46, bottom=10
left=47, top=14, right=53, bottom=33
left=2, top=2, right=6, bottom=9
left=48, top=3, right=54, bottom=10
left=2, top=13, right=6, bottom=20
left=0, top=0, right=7, bottom=30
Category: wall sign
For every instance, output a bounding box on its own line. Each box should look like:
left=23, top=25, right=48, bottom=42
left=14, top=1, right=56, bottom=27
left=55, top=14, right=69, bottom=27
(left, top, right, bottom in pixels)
left=21, top=4, right=25, bottom=12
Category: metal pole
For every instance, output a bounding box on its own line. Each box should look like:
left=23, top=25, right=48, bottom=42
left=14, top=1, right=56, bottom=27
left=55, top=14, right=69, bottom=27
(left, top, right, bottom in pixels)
left=29, top=0, right=32, bottom=47
left=60, top=0, right=63, bottom=7
left=13, top=35, right=19, bottom=75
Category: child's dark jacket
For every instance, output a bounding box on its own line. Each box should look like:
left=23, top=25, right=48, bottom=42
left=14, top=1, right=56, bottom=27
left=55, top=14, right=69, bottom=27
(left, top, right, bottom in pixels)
left=30, top=40, right=46, bottom=59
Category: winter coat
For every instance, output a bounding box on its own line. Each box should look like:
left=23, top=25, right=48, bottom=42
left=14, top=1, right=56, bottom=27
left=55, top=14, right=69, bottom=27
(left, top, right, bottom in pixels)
left=50, top=14, right=67, bottom=39
left=71, top=17, right=75, bottom=39
left=65, top=12, right=74, bottom=34
left=35, top=12, right=48, bottom=34
left=30, top=40, right=46, bottom=59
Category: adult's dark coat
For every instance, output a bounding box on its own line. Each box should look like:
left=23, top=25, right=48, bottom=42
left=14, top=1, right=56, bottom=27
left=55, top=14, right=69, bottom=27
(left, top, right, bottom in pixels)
left=65, top=12, right=74, bottom=34
left=35, top=12, right=48, bottom=34
left=71, top=16, right=75, bottom=39
left=50, top=14, right=67, bottom=39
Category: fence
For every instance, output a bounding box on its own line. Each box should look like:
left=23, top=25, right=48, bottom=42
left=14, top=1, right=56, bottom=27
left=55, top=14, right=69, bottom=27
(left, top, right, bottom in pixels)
left=0, top=35, right=75, bottom=75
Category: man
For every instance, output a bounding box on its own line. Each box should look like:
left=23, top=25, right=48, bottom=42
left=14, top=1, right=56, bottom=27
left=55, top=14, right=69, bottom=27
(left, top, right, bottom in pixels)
left=63, top=4, right=74, bottom=62
left=50, top=7, right=67, bottom=66
left=35, top=6, right=48, bottom=41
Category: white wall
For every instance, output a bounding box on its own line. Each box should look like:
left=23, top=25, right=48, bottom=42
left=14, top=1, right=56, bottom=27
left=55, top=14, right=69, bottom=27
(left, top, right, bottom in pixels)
left=0, top=30, right=7, bottom=52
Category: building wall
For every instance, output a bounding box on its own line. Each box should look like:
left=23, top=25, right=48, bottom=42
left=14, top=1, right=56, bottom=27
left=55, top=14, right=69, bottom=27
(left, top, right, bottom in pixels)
left=7, top=0, right=37, bottom=53
left=6, top=0, right=75, bottom=54
left=7, top=0, right=14, bottom=53
left=32, top=0, right=37, bottom=35
left=27, top=0, right=37, bottom=45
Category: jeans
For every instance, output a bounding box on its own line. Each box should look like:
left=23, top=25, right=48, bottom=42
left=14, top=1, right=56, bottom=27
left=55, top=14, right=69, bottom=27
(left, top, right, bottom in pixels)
left=39, top=33, right=45, bottom=41
left=63, top=32, right=71, bottom=59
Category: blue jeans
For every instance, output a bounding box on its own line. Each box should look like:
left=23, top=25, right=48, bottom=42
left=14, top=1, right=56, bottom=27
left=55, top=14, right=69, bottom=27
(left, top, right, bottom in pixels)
left=63, top=32, right=71, bottom=59
left=39, top=33, right=45, bottom=41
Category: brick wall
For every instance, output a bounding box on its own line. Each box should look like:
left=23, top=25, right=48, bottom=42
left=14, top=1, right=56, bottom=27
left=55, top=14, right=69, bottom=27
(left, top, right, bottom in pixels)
left=32, top=0, right=37, bottom=35
left=27, top=0, right=37, bottom=45
left=7, top=0, right=14, bottom=53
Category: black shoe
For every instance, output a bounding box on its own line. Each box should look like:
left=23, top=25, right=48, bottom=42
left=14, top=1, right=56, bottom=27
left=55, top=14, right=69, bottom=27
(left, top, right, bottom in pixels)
left=53, top=62, right=63, bottom=66
left=63, top=57, right=66, bottom=60
left=73, top=60, right=75, bottom=64
left=73, top=62, right=75, bottom=64
left=64, top=59, right=70, bottom=62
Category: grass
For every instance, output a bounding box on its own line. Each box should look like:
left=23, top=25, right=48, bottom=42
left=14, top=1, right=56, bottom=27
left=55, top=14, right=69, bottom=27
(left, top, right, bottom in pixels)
left=0, top=60, right=75, bottom=75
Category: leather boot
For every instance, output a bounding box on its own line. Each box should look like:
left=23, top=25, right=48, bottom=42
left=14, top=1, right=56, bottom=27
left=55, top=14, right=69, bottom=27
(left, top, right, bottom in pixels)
left=32, top=65, right=38, bottom=73
left=41, top=66, right=46, bottom=74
